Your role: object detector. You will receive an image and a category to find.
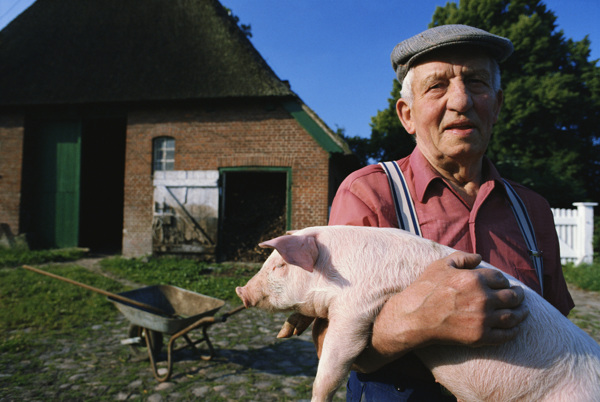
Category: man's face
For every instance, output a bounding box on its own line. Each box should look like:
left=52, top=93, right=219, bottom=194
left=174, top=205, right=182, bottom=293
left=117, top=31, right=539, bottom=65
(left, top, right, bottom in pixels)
left=396, top=50, right=503, bottom=169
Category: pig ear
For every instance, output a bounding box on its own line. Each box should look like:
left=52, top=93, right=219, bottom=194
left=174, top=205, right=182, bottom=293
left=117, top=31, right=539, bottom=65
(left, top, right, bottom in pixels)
left=259, top=235, right=318, bottom=272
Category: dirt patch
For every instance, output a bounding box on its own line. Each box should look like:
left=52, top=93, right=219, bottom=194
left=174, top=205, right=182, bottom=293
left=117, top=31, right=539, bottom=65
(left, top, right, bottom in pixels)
left=567, top=284, right=600, bottom=342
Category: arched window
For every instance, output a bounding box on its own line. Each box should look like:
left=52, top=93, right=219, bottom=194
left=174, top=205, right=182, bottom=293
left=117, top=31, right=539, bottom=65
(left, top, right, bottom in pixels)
left=152, top=137, right=175, bottom=172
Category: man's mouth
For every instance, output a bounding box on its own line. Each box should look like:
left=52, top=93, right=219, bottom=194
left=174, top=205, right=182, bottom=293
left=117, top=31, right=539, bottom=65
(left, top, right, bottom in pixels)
left=444, top=121, right=476, bottom=133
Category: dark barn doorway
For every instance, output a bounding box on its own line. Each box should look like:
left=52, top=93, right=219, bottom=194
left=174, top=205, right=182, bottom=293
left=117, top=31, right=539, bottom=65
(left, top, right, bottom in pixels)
left=78, top=117, right=126, bottom=253
left=218, top=169, right=289, bottom=262
left=20, top=116, right=126, bottom=252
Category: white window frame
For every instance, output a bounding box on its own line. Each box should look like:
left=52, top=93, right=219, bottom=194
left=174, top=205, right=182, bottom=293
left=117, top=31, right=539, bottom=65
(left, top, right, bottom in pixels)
left=153, top=136, right=175, bottom=172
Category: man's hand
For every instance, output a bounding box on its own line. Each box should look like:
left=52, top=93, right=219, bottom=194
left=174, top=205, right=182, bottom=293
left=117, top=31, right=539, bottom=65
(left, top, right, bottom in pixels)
left=313, top=251, right=529, bottom=372
left=373, top=252, right=527, bottom=351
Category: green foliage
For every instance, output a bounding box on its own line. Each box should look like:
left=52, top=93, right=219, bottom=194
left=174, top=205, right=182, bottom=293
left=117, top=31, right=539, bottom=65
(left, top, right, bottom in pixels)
left=562, top=262, right=600, bottom=291
left=367, top=80, right=417, bottom=163
left=345, top=77, right=416, bottom=166
left=367, top=0, right=600, bottom=207
left=100, top=256, right=258, bottom=302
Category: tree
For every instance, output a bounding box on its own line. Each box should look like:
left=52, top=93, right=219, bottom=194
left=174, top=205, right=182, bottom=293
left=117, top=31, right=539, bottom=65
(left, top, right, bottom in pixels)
left=367, top=0, right=600, bottom=207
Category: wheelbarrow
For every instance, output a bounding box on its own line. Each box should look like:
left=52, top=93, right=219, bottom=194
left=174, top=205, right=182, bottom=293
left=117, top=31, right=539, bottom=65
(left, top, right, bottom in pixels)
left=109, top=285, right=245, bottom=382
left=21, top=265, right=245, bottom=382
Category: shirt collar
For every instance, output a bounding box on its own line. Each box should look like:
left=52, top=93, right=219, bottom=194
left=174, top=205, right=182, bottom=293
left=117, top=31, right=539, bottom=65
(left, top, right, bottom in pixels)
left=406, top=147, right=503, bottom=202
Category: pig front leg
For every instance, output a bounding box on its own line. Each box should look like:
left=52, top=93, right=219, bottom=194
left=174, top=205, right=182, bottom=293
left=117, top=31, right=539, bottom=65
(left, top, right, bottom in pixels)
left=277, top=313, right=315, bottom=338
left=311, top=312, right=373, bottom=402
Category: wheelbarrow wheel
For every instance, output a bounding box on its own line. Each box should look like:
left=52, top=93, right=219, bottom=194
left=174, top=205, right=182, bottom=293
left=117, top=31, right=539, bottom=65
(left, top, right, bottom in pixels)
left=127, top=324, right=163, bottom=357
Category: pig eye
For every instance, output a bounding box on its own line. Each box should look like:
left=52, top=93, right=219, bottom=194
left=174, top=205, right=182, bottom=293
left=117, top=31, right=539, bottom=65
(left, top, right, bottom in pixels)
left=275, top=262, right=285, bottom=269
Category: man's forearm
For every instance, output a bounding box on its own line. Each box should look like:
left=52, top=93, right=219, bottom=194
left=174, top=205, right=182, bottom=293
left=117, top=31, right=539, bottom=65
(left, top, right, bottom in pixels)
left=352, top=252, right=528, bottom=372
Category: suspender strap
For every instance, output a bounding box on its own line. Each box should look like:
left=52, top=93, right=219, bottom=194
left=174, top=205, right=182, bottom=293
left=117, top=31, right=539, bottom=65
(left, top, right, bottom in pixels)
left=379, top=161, right=544, bottom=295
left=379, top=161, right=421, bottom=236
left=502, top=179, right=544, bottom=295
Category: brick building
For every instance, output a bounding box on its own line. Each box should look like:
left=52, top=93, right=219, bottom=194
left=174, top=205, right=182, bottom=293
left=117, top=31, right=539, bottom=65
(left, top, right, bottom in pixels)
left=0, top=0, right=358, bottom=260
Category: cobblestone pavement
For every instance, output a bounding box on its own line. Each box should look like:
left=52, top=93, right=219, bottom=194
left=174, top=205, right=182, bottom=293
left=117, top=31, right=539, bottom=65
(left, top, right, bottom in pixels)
left=2, top=261, right=600, bottom=401
left=2, top=300, right=347, bottom=401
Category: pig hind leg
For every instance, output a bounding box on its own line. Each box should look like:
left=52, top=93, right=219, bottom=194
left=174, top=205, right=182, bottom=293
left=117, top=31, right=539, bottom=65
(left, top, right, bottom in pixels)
left=311, top=314, right=372, bottom=401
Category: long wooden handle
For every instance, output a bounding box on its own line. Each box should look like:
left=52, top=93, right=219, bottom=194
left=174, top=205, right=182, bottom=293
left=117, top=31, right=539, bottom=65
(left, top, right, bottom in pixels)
left=21, top=265, right=174, bottom=317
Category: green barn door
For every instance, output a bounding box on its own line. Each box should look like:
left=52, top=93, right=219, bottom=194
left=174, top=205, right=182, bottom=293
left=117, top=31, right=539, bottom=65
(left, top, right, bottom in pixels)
left=36, top=121, right=82, bottom=248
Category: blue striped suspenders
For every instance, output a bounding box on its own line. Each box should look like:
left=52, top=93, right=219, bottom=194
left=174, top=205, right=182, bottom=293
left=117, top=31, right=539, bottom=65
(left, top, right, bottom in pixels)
left=379, top=161, right=544, bottom=295
left=502, top=179, right=544, bottom=295
left=379, top=161, right=422, bottom=236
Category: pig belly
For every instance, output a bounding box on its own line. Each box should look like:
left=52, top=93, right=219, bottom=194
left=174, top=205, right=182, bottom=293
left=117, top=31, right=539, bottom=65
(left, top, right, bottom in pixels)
left=420, top=345, right=600, bottom=401
left=415, top=291, right=600, bottom=402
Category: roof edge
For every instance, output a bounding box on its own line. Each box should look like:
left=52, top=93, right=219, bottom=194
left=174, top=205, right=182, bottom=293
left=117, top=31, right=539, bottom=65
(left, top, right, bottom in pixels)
left=282, top=99, right=351, bottom=155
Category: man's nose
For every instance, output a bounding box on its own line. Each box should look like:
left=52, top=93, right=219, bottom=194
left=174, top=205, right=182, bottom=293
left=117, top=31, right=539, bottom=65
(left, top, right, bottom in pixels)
left=446, top=82, right=473, bottom=112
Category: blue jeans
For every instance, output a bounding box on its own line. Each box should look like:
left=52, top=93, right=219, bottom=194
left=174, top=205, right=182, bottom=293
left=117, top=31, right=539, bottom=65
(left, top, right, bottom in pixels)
left=346, top=370, right=457, bottom=402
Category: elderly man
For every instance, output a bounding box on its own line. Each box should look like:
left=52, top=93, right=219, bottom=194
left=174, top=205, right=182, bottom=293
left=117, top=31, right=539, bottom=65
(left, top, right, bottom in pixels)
left=317, top=25, right=574, bottom=401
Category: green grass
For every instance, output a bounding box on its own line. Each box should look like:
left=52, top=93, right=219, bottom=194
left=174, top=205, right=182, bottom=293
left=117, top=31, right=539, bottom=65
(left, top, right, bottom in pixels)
left=562, top=262, right=600, bottom=291
left=99, top=255, right=259, bottom=302
left=1, top=252, right=258, bottom=345
left=0, top=246, right=87, bottom=267
left=1, top=264, right=125, bottom=332
left=0, top=263, right=127, bottom=355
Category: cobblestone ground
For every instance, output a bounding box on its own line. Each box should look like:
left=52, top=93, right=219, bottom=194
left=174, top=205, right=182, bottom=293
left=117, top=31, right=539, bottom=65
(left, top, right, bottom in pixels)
left=1, top=301, right=347, bottom=401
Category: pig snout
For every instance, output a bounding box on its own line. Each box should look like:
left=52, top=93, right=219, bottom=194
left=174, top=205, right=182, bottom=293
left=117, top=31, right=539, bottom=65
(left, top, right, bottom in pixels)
left=235, top=286, right=252, bottom=308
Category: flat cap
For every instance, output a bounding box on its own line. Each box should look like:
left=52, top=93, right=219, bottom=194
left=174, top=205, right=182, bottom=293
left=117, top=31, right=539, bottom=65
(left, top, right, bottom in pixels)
left=391, top=24, right=513, bottom=82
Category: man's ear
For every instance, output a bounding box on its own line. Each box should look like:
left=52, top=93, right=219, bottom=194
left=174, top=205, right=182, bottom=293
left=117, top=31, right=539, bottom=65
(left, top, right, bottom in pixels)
left=396, top=98, right=416, bottom=135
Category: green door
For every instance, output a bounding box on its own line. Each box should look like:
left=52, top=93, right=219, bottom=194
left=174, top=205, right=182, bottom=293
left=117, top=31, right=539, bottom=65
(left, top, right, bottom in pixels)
left=34, top=120, right=82, bottom=248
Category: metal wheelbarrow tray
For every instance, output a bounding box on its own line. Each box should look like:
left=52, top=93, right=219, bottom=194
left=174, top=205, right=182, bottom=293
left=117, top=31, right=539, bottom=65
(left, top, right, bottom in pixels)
left=109, top=285, right=243, bottom=382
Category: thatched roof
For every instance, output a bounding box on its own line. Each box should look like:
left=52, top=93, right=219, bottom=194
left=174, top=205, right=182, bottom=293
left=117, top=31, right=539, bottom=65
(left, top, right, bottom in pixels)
left=0, top=0, right=294, bottom=105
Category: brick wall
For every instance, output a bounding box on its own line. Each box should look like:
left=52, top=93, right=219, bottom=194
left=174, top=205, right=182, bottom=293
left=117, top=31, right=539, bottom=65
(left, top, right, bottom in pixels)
left=123, top=101, right=330, bottom=257
left=0, top=115, right=24, bottom=235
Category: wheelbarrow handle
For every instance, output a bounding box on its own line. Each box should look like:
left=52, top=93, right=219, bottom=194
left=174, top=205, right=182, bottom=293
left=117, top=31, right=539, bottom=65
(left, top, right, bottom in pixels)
left=21, top=264, right=175, bottom=318
left=169, top=304, right=246, bottom=340
left=220, top=305, right=246, bottom=322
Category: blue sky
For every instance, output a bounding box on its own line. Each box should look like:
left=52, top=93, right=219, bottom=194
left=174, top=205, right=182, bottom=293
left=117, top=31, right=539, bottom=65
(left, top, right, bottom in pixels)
left=1, top=0, right=598, bottom=139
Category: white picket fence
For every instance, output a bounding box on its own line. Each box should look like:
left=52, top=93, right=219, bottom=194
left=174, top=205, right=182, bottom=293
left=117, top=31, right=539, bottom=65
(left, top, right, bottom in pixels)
left=552, top=202, right=597, bottom=265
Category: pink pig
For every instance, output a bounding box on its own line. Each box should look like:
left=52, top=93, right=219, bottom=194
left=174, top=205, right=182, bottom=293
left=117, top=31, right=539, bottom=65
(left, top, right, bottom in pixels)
left=236, top=225, right=600, bottom=402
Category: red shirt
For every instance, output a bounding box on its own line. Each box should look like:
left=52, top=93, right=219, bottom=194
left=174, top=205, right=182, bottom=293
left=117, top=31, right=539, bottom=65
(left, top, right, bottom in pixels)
left=329, top=147, right=574, bottom=315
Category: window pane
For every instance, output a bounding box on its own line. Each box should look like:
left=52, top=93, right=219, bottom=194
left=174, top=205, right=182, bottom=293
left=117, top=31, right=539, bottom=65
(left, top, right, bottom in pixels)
left=153, top=137, right=175, bottom=171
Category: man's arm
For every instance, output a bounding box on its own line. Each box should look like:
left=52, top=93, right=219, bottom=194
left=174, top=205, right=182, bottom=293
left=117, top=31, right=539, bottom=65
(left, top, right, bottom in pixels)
left=319, top=169, right=528, bottom=372
left=312, top=251, right=528, bottom=373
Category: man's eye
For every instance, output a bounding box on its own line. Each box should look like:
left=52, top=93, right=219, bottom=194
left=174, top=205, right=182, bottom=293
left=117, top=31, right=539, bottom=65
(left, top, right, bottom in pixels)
left=428, top=82, right=446, bottom=91
left=468, top=78, right=488, bottom=86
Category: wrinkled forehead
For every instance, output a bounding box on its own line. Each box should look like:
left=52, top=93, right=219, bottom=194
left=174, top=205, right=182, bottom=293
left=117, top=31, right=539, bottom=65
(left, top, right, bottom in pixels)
left=411, top=47, right=495, bottom=80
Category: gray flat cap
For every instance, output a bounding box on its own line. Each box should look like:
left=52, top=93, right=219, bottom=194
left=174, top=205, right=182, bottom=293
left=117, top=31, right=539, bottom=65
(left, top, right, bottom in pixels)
left=391, top=24, right=513, bottom=82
